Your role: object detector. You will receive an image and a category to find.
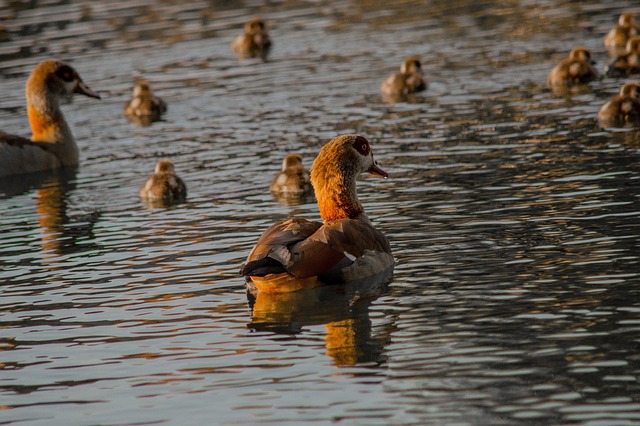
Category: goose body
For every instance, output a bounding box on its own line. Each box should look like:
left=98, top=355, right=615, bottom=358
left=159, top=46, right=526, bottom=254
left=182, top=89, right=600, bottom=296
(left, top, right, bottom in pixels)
left=242, top=134, right=394, bottom=293
left=0, top=59, right=100, bottom=177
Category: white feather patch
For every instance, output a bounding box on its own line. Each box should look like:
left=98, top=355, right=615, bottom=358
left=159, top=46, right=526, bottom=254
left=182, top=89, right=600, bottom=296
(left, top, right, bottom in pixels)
left=271, top=245, right=292, bottom=266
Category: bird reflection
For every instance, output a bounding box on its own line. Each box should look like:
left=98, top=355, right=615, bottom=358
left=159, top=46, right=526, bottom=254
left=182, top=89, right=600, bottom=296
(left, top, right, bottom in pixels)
left=381, top=92, right=427, bottom=104
left=0, top=167, right=100, bottom=259
left=271, top=191, right=314, bottom=206
left=549, top=83, right=593, bottom=98
left=247, top=269, right=392, bottom=366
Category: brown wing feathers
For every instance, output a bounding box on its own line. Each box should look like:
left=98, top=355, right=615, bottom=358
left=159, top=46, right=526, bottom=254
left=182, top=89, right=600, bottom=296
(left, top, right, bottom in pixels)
left=242, top=217, right=390, bottom=279
left=0, top=131, right=54, bottom=153
left=241, top=217, right=322, bottom=276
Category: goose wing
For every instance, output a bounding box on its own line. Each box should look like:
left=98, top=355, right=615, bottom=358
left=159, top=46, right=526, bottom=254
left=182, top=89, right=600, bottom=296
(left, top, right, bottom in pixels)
left=287, top=218, right=391, bottom=278
left=242, top=217, right=391, bottom=280
left=0, top=132, right=58, bottom=177
left=241, top=217, right=322, bottom=276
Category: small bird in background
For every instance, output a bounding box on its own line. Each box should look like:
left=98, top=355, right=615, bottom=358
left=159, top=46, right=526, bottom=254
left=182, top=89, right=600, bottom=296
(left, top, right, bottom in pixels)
left=604, top=13, right=639, bottom=56
left=547, top=46, right=597, bottom=86
left=598, top=81, right=640, bottom=127
left=231, top=19, right=272, bottom=62
left=139, top=160, right=187, bottom=207
left=605, top=36, right=640, bottom=78
left=269, top=154, right=312, bottom=197
left=381, top=55, right=428, bottom=99
left=124, top=79, right=167, bottom=126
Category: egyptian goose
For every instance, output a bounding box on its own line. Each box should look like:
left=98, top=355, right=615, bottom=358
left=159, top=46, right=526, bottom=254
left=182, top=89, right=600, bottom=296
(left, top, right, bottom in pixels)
left=380, top=55, right=428, bottom=96
left=123, top=79, right=166, bottom=126
left=0, top=59, right=100, bottom=177
left=547, top=47, right=597, bottom=86
left=606, top=36, right=640, bottom=77
left=598, top=81, right=640, bottom=126
left=231, top=19, right=272, bottom=61
left=241, top=134, right=394, bottom=293
left=139, top=159, right=187, bottom=205
left=269, top=154, right=312, bottom=196
left=604, top=13, right=639, bottom=56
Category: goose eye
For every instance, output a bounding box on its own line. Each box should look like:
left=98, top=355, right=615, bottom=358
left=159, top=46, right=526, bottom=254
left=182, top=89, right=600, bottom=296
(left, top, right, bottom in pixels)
left=353, top=136, right=370, bottom=156
left=56, top=65, right=75, bottom=82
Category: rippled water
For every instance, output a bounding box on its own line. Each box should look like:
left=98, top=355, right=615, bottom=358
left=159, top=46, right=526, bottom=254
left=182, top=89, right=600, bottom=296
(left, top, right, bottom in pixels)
left=1, top=1, right=640, bottom=425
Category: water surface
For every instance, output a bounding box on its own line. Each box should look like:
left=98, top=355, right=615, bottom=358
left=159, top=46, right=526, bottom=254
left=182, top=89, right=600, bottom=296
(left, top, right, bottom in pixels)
left=1, top=1, right=640, bottom=425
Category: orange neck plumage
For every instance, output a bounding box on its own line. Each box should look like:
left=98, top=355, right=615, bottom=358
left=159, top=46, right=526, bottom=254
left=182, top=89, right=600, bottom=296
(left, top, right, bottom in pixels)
left=314, top=172, right=364, bottom=222
left=317, top=196, right=364, bottom=222
left=28, top=105, right=61, bottom=143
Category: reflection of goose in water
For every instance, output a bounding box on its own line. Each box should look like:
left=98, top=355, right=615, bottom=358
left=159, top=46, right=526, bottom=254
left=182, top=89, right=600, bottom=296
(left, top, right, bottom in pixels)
left=247, top=270, right=392, bottom=366
left=1, top=168, right=100, bottom=261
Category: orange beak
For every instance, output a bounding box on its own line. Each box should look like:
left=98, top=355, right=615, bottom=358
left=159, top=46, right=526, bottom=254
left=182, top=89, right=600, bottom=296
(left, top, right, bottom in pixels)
left=74, top=81, right=101, bottom=99
left=368, top=162, right=388, bottom=178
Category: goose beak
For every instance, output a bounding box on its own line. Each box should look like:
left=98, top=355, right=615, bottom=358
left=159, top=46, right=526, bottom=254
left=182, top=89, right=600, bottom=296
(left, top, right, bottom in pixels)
left=368, top=162, right=388, bottom=178
left=74, top=81, right=101, bottom=99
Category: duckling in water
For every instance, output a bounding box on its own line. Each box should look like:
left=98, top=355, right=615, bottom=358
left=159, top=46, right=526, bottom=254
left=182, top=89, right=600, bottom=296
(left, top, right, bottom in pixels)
left=381, top=55, right=427, bottom=97
left=606, top=36, right=640, bottom=77
left=124, top=79, right=167, bottom=126
left=139, top=160, right=187, bottom=206
left=547, top=47, right=597, bottom=86
left=231, top=19, right=272, bottom=62
left=598, top=81, right=640, bottom=127
left=0, top=59, right=100, bottom=177
left=604, top=13, right=639, bottom=56
left=241, top=134, right=393, bottom=293
left=269, top=154, right=312, bottom=196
